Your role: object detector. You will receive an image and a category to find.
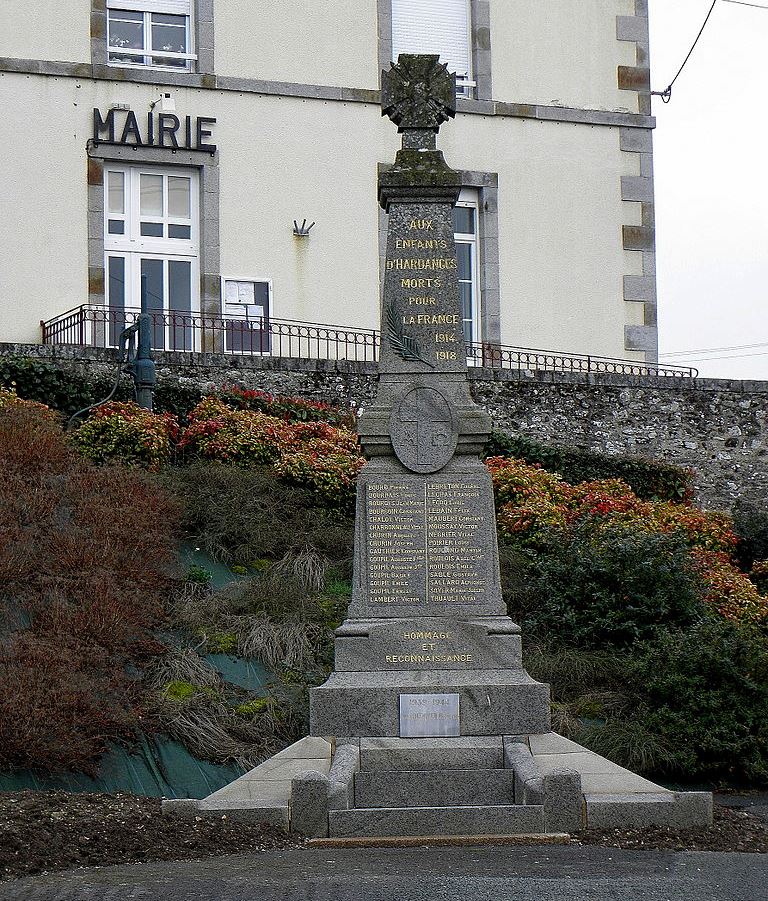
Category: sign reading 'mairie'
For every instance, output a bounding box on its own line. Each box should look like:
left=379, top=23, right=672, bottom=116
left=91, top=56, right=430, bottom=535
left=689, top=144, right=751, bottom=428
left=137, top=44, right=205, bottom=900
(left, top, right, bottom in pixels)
left=92, top=108, right=217, bottom=153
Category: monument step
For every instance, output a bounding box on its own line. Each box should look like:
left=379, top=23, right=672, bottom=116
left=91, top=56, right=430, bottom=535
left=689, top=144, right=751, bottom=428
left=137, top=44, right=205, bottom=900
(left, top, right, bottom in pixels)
left=354, top=768, right=515, bottom=808
left=328, top=804, right=545, bottom=838
left=359, top=737, right=504, bottom=771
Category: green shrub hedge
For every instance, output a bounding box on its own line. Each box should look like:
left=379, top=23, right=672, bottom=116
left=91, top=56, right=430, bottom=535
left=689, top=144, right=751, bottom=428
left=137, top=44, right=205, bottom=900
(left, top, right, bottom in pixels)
left=486, top=431, right=693, bottom=503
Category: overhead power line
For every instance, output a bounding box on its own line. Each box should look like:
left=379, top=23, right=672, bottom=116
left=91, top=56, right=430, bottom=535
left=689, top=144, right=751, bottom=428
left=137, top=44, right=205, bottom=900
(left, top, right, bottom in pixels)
left=721, top=1, right=768, bottom=9
left=652, top=0, right=718, bottom=103
left=660, top=340, right=768, bottom=357
left=664, top=350, right=768, bottom=363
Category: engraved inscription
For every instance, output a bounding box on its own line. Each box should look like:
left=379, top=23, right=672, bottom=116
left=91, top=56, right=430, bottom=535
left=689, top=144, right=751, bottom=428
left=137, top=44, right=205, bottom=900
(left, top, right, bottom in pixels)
left=366, top=480, right=488, bottom=606
left=400, top=692, right=460, bottom=738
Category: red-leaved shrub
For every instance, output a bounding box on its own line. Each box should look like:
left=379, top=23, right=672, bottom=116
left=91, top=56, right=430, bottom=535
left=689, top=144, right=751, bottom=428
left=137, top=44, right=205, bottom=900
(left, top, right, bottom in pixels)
left=0, top=399, right=179, bottom=773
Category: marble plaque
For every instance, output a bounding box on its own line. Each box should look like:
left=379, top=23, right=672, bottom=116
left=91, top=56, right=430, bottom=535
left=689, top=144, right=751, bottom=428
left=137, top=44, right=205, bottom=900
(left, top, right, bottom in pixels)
left=399, top=692, right=460, bottom=738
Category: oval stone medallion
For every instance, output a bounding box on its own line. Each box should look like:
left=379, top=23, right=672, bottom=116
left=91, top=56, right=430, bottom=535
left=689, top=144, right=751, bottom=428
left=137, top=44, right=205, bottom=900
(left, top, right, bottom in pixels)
left=390, top=386, right=458, bottom=473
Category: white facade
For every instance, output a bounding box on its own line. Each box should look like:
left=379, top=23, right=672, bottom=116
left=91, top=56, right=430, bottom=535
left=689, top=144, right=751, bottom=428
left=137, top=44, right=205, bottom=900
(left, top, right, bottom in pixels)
left=0, top=0, right=658, bottom=361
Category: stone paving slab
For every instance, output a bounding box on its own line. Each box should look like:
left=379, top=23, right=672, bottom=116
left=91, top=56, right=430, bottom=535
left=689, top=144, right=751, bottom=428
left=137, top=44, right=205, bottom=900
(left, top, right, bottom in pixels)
left=528, top=733, right=586, bottom=755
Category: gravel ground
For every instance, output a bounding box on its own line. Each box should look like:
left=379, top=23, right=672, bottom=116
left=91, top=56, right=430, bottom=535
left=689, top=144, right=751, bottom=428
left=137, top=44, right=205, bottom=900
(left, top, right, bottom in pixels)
left=0, top=791, right=766, bottom=883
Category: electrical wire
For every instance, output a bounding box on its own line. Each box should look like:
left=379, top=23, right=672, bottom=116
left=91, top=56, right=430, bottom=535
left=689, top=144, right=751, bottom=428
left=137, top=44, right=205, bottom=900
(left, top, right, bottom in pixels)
left=721, top=0, right=768, bottom=9
left=661, top=350, right=768, bottom=362
left=660, top=340, right=768, bottom=357
left=652, top=0, right=719, bottom=103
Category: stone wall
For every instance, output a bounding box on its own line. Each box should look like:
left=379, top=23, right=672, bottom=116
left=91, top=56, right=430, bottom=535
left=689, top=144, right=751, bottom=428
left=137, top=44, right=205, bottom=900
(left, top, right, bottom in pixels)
left=3, top=343, right=766, bottom=511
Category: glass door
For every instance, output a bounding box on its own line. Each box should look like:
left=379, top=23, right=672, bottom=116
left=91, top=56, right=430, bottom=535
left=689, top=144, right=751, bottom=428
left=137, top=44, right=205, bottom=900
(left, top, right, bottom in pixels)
left=104, top=164, right=199, bottom=350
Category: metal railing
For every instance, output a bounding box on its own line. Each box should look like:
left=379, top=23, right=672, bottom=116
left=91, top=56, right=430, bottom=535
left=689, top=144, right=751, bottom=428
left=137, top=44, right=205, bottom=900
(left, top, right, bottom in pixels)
left=41, top=305, right=379, bottom=363
left=41, top=304, right=698, bottom=380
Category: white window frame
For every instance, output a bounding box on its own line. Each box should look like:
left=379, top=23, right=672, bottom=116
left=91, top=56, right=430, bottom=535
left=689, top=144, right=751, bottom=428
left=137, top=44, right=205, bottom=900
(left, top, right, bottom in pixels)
left=106, top=1, right=196, bottom=70
left=391, top=0, right=475, bottom=98
left=104, top=164, right=200, bottom=350
left=454, top=187, right=481, bottom=357
left=220, top=277, right=273, bottom=356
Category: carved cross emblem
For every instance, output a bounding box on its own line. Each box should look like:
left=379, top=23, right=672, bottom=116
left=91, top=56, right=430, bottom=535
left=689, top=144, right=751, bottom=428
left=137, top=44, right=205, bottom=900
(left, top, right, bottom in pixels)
left=391, top=387, right=457, bottom=473
left=381, top=55, right=457, bottom=134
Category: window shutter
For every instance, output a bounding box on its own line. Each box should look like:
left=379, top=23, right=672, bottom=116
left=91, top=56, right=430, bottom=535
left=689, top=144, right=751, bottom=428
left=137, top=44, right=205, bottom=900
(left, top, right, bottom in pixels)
left=106, top=0, right=191, bottom=15
left=391, top=0, right=471, bottom=80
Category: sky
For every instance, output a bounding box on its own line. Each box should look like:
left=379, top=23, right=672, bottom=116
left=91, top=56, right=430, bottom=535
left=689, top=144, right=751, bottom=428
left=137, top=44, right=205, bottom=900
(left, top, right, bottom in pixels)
left=648, top=0, right=768, bottom=379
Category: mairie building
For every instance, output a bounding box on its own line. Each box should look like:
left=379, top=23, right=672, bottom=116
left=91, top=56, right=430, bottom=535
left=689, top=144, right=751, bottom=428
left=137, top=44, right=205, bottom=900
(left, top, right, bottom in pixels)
left=0, top=1, right=659, bottom=363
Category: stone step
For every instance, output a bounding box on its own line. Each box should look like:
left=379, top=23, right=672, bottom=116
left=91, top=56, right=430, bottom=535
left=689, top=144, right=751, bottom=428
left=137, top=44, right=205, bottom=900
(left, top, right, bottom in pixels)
left=360, top=737, right=504, bottom=771
left=328, top=804, right=545, bottom=838
left=354, top=769, right=515, bottom=808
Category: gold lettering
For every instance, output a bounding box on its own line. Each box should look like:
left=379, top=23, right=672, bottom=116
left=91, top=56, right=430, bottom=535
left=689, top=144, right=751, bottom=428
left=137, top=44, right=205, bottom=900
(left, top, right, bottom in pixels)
left=408, top=219, right=435, bottom=231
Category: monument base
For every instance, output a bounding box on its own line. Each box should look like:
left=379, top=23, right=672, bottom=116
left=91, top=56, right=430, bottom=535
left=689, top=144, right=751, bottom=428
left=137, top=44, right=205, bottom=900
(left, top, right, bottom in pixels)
left=310, top=670, right=550, bottom=737
left=164, top=732, right=713, bottom=838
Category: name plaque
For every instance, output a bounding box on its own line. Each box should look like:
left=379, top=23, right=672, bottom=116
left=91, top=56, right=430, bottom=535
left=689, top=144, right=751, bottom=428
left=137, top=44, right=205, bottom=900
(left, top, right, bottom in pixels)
left=365, top=480, right=488, bottom=606
left=399, top=693, right=460, bottom=738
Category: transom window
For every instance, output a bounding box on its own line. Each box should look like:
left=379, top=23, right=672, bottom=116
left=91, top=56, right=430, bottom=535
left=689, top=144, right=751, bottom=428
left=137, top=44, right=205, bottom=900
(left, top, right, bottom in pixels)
left=107, top=0, right=195, bottom=70
left=392, top=0, right=474, bottom=97
left=453, top=188, right=480, bottom=348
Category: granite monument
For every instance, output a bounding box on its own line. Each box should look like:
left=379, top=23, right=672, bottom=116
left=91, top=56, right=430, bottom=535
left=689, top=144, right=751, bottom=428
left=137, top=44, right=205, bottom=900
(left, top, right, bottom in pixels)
left=310, top=54, right=549, bottom=739
left=167, top=57, right=713, bottom=838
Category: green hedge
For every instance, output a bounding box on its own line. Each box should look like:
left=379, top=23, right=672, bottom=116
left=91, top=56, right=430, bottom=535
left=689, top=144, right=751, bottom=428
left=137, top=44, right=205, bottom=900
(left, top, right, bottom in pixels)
left=486, top=431, right=692, bottom=502
left=0, top=357, right=104, bottom=417
left=0, top=356, right=203, bottom=420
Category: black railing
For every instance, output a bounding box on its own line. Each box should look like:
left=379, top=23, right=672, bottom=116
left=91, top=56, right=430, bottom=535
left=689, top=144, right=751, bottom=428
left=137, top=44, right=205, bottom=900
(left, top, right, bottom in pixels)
left=41, top=305, right=379, bottom=363
left=41, top=304, right=698, bottom=380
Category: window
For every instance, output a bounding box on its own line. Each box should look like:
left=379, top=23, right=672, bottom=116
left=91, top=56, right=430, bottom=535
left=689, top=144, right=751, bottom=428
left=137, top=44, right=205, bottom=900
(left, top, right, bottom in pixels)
left=107, top=0, right=195, bottom=70
left=453, top=188, right=480, bottom=348
left=105, top=165, right=199, bottom=350
left=391, top=0, right=474, bottom=97
left=222, top=279, right=272, bottom=354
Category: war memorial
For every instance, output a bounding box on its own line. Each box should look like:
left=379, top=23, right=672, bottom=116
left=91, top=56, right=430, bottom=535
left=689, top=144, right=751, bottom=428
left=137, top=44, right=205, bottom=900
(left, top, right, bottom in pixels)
left=165, top=56, right=712, bottom=840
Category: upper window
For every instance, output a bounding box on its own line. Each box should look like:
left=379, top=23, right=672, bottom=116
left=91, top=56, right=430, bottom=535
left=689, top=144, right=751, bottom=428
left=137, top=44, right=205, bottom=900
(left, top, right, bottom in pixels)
left=107, top=0, right=195, bottom=70
left=391, top=0, right=474, bottom=97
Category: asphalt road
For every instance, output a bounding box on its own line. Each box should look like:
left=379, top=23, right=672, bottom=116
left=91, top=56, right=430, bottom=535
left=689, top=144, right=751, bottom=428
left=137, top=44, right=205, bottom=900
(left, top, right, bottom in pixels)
left=2, top=845, right=767, bottom=901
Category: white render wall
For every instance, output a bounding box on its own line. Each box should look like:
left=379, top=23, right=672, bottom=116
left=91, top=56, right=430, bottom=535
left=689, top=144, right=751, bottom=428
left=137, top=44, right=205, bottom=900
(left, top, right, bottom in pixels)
left=493, top=0, right=639, bottom=111
left=0, top=0, right=92, bottom=63
left=1, top=72, right=644, bottom=360
left=0, top=0, right=639, bottom=112
left=215, top=0, right=381, bottom=90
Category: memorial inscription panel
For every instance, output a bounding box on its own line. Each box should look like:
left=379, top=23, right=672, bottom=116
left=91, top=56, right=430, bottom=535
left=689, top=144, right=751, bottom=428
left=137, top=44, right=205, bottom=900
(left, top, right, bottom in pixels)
left=382, top=212, right=466, bottom=374
left=399, top=692, right=460, bottom=738
left=366, top=479, right=488, bottom=607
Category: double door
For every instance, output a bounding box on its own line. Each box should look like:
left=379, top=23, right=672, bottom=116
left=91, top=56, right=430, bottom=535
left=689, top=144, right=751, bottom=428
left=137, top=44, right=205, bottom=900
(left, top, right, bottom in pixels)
left=104, top=165, right=199, bottom=350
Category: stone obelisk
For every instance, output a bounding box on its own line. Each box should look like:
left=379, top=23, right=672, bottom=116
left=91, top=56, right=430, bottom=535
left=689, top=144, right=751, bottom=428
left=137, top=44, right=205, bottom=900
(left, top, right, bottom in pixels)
left=310, top=55, right=549, bottom=739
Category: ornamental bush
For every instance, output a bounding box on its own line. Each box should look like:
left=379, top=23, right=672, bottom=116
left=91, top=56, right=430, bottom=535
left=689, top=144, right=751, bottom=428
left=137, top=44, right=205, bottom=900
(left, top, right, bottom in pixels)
left=275, top=422, right=364, bottom=512
left=0, top=399, right=179, bottom=773
left=178, top=399, right=364, bottom=510
left=178, top=399, right=290, bottom=465
left=213, top=385, right=354, bottom=428
left=71, top=401, right=178, bottom=470
left=489, top=455, right=768, bottom=630
left=486, top=431, right=693, bottom=502
left=511, top=521, right=705, bottom=647
left=0, top=356, right=98, bottom=417
left=632, top=620, right=768, bottom=784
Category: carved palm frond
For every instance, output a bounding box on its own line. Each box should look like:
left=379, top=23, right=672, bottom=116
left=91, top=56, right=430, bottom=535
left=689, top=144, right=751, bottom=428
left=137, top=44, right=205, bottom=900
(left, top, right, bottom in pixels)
left=386, top=303, right=436, bottom=369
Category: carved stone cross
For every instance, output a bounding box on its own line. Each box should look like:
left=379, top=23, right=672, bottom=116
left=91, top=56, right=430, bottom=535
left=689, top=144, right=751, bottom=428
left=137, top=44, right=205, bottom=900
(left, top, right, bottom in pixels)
left=381, top=54, right=457, bottom=150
